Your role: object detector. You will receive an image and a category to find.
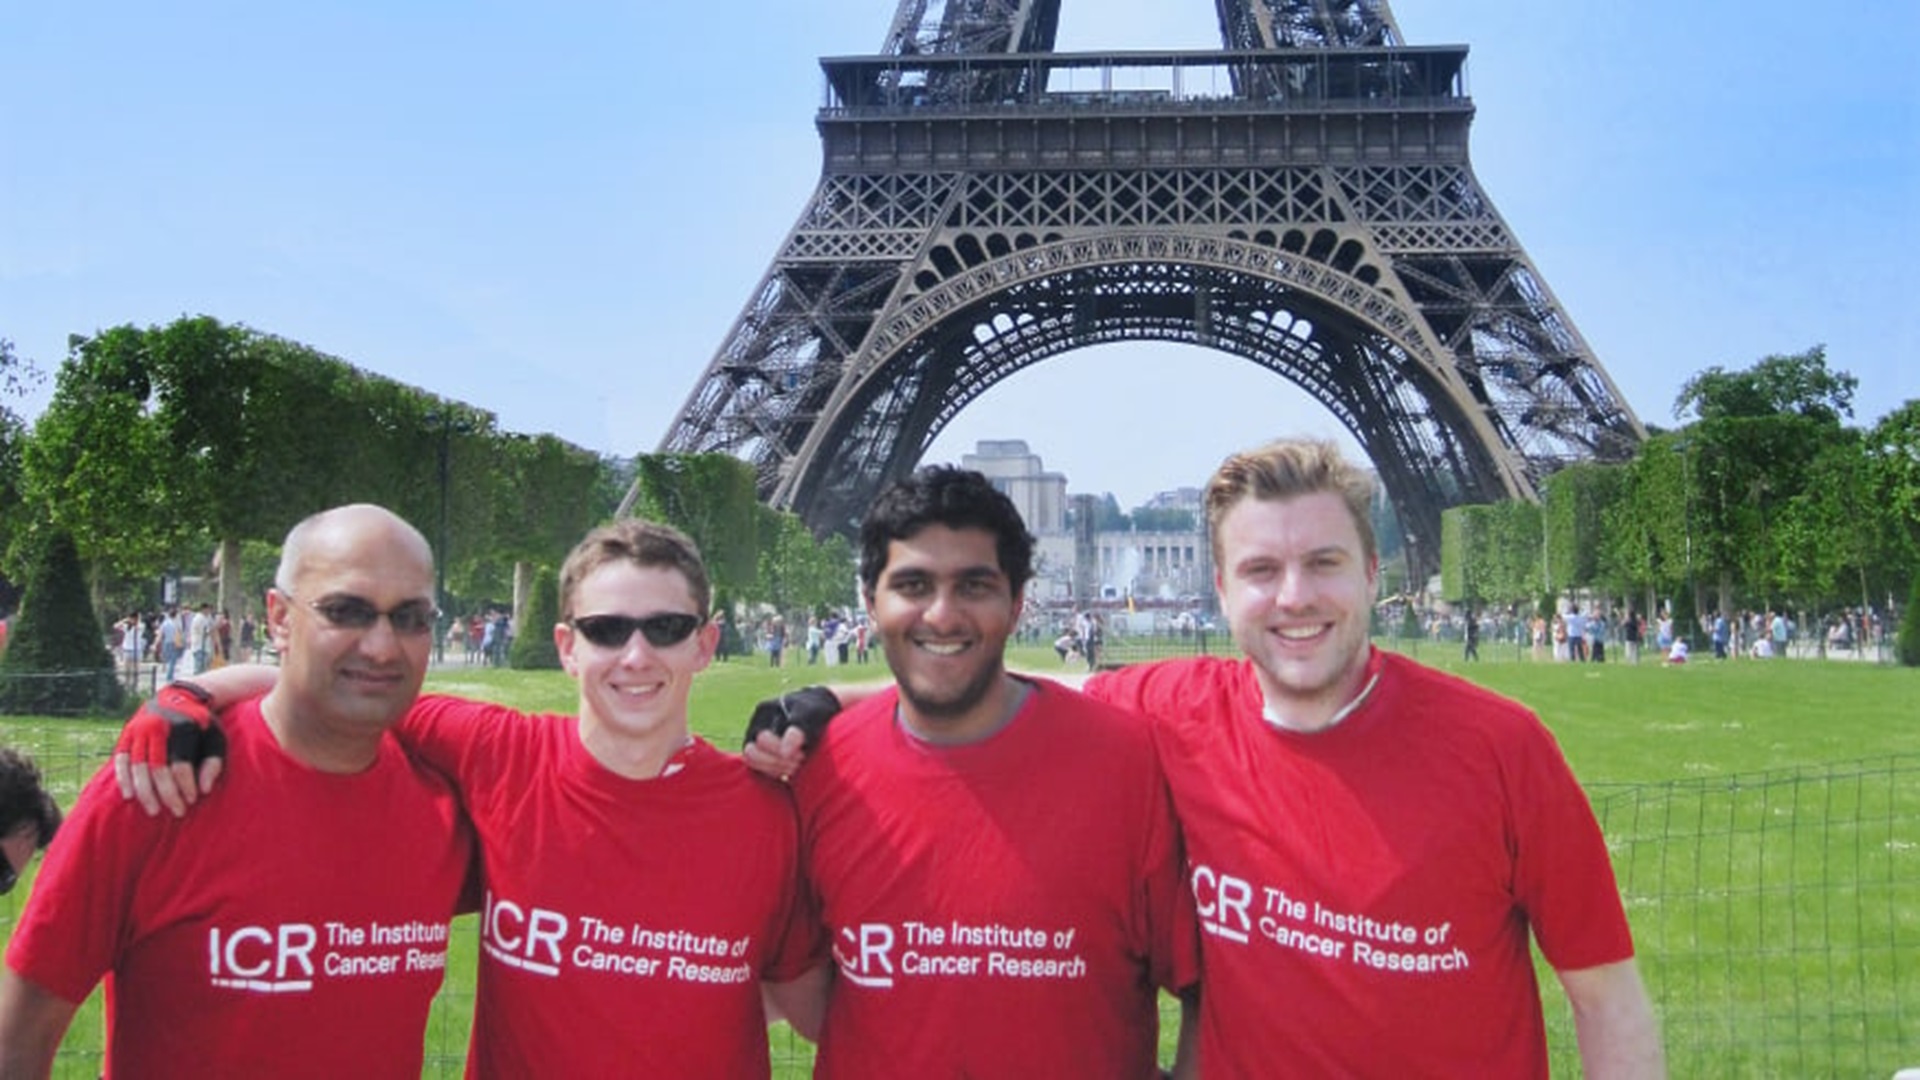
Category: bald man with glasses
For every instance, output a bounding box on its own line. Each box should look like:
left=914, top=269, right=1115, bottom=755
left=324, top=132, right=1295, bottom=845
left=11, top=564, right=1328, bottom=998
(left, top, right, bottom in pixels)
left=106, top=517, right=821, bottom=1078
left=0, top=504, right=475, bottom=1078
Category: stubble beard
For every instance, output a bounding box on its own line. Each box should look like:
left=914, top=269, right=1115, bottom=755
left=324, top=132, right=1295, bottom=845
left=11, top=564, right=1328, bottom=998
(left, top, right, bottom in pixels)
left=896, top=655, right=1004, bottom=723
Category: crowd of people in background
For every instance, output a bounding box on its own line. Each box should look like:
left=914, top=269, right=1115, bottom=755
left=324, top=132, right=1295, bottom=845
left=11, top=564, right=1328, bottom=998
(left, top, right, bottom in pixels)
left=740, top=612, right=870, bottom=668
left=108, top=605, right=255, bottom=690
left=1430, top=601, right=1898, bottom=666
left=436, top=610, right=515, bottom=667
left=1049, top=610, right=1106, bottom=670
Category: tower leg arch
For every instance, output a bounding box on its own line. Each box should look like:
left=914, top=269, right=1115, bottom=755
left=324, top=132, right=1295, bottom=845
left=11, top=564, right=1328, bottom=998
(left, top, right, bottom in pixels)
left=777, top=232, right=1530, bottom=546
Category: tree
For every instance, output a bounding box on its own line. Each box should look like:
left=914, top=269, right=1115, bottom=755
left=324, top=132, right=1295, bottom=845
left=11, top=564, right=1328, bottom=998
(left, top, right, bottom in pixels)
left=755, top=507, right=855, bottom=618
left=1899, top=579, right=1920, bottom=668
left=243, top=333, right=403, bottom=517
left=0, top=400, right=24, bottom=616
left=1597, top=451, right=1666, bottom=614
left=0, top=337, right=45, bottom=403
left=1673, top=345, right=1856, bottom=424
left=0, top=337, right=42, bottom=597
left=1866, top=400, right=1920, bottom=574
left=1073, top=494, right=1128, bottom=532
left=1439, top=506, right=1475, bottom=606
left=1669, top=346, right=1852, bottom=614
left=0, top=530, right=124, bottom=715
left=1128, top=506, right=1196, bottom=532
left=474, top=433, right=605, bottom=634
left=627, top=454, right=761, bottom=599
left=1607, top=432, right=1698, bottom=637
left=485, top=434, right=605, bottom=572
left=1540, top=463, right=1622, bottom=596
left=16, top=327, right=195, bottom=582
left=508, top=565, right=563, bottom=670
left=1687, top=412, right=1841, bottom=612
left=1774, top=429, right=1887, bottom=615
left=1441, top=501, right=1545, bottom=610
left=145, top=316, right=290, bottom=619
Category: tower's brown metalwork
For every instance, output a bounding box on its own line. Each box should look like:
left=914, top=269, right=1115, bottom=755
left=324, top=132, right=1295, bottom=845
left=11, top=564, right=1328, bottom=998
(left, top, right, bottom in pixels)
left=650, top=0, right=1645, bottom=551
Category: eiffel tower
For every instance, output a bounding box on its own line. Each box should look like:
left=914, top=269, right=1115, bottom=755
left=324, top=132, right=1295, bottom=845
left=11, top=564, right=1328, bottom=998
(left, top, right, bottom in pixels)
left=651, top=0, right=1645, bottom=554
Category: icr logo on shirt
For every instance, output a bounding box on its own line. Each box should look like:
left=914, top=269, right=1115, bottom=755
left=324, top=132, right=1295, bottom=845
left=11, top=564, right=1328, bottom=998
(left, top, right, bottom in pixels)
left=207, top=923, right=317, bottom=992
left=482, top=891, right=567, bottom=977
left=833, top=923, right=897, bottom=988
left=1192, top=864, right=1253, bottom=944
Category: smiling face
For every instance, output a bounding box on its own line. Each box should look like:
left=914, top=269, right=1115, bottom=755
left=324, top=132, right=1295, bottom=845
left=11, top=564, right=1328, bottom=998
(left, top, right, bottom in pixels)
left=868, top=524, right=1022, bottom=741
left=266, top=506, right=436, bottom=764
left=1215, top=491, right=1379, bottom=731
left=558, top=560, right=717, bottom=776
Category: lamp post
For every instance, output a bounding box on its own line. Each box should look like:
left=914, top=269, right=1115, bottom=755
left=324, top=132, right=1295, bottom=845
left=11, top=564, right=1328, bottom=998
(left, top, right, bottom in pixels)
left=437, top=419, right=452, bottom=604
left=1404, top=532, right=1419, bottom=658
left=427, top=409, right=472, bottom=660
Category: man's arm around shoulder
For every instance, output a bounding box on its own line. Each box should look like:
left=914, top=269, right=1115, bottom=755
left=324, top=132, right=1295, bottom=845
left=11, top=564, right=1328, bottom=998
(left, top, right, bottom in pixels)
left=1558, top=957, right=1665, bottom=1079
left=114, top=664, right=280, bottom=816
left=741, top=682, right=888, bottom=779
left=0, top=968, right=80, bottom=1080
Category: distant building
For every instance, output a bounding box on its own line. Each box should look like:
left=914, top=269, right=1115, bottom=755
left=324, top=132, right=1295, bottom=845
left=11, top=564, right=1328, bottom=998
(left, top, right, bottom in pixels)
left=1095, top=530, right=1209, bottom=605
left=1141, top=487, right=1203, bottom=511
left=961, top=440, right=1068, bottom=534
left=956, top=440, right=1211, bottom=618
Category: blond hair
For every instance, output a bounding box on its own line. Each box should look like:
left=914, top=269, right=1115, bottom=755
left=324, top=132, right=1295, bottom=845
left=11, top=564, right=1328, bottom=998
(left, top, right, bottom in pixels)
left=1203, top=438, right=1377, bottom=564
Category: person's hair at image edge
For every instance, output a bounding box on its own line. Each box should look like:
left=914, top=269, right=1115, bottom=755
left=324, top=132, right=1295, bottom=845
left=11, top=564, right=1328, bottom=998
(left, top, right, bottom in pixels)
left=859, top=466, right=1036, bottom=597
left=0, top=748, right=61, bottom=848
left=559, top=519, right=713, bottom=621
left=1203, top=437, right=1378, bottom=566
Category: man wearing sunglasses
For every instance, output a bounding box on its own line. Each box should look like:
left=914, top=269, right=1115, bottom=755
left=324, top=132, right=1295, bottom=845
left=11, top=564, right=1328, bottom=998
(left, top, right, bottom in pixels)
left=0, top=504, right=474, bottom=1078
left=109, top=519, right=820, bottom=1077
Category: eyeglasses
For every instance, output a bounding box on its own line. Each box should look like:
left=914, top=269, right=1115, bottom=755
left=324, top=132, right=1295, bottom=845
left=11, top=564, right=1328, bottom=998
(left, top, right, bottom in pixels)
left=569, top=612, right=703, bottom=649
left=280, top=591, right=440, bottom=636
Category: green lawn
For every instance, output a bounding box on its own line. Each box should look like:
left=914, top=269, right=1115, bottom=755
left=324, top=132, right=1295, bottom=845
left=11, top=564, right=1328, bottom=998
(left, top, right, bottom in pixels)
left=3, top=644, right=1916, bottom=1077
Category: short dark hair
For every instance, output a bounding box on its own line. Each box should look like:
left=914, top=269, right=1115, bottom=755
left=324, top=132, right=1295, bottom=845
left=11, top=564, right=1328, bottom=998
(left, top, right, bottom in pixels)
left=0, top=748, right=61, bottom=849
left=859, top=466, right=1035, bottom=598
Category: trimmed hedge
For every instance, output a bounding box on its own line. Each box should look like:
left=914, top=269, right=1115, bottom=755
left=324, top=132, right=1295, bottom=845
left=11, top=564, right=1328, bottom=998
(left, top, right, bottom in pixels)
left=507, top=566, right=561, bottom=671
left=0, top=531, right=124, bottom=715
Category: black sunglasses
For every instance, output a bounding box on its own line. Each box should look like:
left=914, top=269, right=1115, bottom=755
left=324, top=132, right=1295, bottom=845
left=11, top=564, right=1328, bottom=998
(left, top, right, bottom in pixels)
left=285, top=592, right=440, bottom=636
left=570, top=613, right=703, bottom=649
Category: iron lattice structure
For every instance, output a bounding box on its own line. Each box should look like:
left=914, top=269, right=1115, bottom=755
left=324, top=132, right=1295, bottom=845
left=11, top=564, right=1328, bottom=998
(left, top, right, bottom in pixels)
left=653, top=0, right=1645, bottom=552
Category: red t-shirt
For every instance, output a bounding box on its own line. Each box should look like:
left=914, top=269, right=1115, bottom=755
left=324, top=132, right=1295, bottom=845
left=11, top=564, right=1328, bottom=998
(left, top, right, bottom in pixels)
left=6, top=700, right=472, bottom=1079
left=794, top=678, right=1198, bottom=1079
left=400, top=696, right=819, bottom=1079
left=1088, top=650, right=1634, bottom=1078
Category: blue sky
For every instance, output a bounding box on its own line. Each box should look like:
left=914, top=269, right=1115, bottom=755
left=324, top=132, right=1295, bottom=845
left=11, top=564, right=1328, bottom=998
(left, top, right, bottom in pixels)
left=4, top=0, right=1914, bottom=508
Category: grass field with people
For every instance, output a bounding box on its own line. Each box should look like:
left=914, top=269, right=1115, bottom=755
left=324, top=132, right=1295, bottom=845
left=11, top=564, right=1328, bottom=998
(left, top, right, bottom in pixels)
left=3, top=642, right=1915, bottom=1077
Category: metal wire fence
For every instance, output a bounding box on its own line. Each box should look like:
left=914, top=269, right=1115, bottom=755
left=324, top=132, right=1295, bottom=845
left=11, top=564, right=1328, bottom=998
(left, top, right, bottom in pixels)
left=1568, top=756, right=1919, bottom=1077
